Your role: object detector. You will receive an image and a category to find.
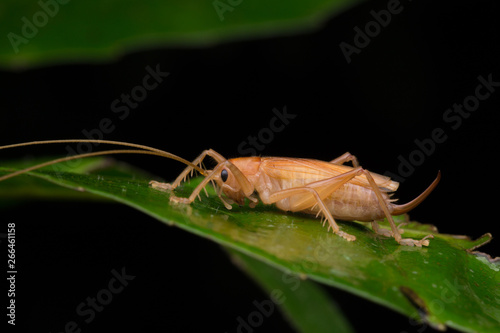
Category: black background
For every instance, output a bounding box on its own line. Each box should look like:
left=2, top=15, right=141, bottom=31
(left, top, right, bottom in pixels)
left=1, top=0, right=499, bottom=332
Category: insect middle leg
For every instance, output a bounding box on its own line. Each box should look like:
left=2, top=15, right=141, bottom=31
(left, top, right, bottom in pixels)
left=263, top=168, right=365, bottom=241
left=266, top=186, right=357, bottom=241
left=329, top=152, right=359, bottom=167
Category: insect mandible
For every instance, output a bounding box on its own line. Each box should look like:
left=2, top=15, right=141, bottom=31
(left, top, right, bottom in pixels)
left=0, top=140, right=440, bottom=247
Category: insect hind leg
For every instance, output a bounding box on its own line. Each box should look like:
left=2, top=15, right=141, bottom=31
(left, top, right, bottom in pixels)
left=362, top=170, right=433, bottom=247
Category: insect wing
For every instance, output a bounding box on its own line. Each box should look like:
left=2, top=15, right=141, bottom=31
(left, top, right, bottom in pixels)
left=260, top=158, right=398, bottom=192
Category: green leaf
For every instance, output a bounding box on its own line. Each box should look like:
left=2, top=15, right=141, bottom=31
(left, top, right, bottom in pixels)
left=0, top=160, right=499, bottom=333
left=0, top=0, right=362, bottom=69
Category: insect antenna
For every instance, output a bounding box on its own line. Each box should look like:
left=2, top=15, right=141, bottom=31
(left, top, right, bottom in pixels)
left=0, top=139, right=208, bottom=182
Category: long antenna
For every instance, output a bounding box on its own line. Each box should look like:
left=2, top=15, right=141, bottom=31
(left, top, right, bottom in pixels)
left=0, top=139, right=207, bottom=182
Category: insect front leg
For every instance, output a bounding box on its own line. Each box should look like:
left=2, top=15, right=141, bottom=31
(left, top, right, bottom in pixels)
left=167, top=162, right=233, bottom=208
left=149, top=149, right=229, bottom=205
left=149, top=149, right=226, bottom=204
left=150, top=149, right=228, bottom=201
left=167, top=159, right=256, bottom=210
left=149, top=149, right=226, bottom=192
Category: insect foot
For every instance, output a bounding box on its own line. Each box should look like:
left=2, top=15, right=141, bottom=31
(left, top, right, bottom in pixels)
left=149, top=180, right=174, bottom=192
left=377, top=229, right=393, bottom=238
left=169, top=196, right=191, bottom=204
left=397, top=222, right=407, bottom=235
left=337, top=231, right=356, bottom=242
left=398, top=234, right=434, bottom=247
left=372, top=221, right=405, bottom=238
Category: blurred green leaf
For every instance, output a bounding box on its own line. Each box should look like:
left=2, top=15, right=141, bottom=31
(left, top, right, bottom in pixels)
left=0, top=160, right=499, bottom=333
left=228, top=248, right=354, bottom=333
left=0, top=0, right=361, bottom=68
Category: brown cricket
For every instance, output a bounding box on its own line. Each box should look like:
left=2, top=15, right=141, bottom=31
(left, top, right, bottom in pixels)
left=0, top=140, right=440, bottom=247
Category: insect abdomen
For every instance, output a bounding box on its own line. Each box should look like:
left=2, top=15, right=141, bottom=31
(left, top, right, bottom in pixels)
left=321, top=183, right=392, bottom=222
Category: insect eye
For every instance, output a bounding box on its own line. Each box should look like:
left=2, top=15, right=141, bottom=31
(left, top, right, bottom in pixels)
left=221, top=169, right=228, bottom=182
